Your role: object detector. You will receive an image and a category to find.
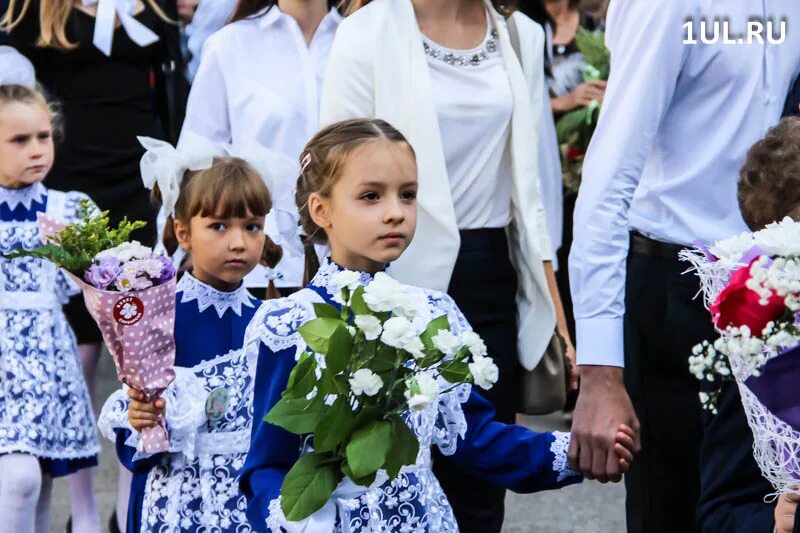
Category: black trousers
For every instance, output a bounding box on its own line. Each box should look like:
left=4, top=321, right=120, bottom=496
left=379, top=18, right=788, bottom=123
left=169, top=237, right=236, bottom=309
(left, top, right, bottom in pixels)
left=624, top=234, right=712, bottom=533
left=432, top=228, right=519, bottom=533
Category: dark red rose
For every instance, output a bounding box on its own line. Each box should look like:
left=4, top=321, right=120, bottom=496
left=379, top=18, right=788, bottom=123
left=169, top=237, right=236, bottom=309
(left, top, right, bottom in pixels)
left=710, top=259, right=786, bottom=334
left=566, top=145, right=585, bottom=161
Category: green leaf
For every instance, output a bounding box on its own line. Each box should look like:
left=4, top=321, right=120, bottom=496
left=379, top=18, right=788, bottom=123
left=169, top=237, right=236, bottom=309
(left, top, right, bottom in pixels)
left=345, top=420, right=392, bottom=479
left=284, top=352, right=318, bottom=399
left=299, top=317, right=344, bottom=354
left=280, top=451, right=343, bottom=521
left=265, top=395, right=325, bottom=434
left=440, top=361, right=471, bottom=383
left=384, top=418, right=420, bottom=480
left=370, top=343, right=398, bottom=372
left=314, top=396, right=356, bottom=452
left=319, top=372, right=349, bottom=396
left=349, top=286, right=370, bottom=315
left=556, top=108, right=590, bottom=145
left=420, top=315, right=450, bottom=351
left=326, top=325, right=354, bottom=374
left=313, top=303, right=341, bottom=320
left=341, top=461, right=377, bottom=488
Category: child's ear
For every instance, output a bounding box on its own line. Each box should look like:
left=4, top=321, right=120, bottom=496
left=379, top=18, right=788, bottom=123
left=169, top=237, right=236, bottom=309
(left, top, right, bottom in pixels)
left=174, top=218, right=191, bottom=251
left=308, top=192, right=331, bottom=233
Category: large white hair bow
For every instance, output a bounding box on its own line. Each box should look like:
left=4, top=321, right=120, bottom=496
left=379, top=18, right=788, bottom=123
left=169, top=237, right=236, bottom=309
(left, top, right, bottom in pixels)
left=0, top=46, right=36, bottom=88
left=224, top=143, right=304, bottom=258
left=81, top=0, right=159, bottom=56
left=138, top=133, right=217, bottom=218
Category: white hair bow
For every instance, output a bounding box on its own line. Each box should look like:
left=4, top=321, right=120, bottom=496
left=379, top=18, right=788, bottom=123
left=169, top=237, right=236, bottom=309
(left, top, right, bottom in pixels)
left=81, top=0, right=159, bottom=56
left=223, top=143, right=304, bottom=258
left=0, top=46, right=36, bottom=88
left=138, top=133, right=217, bottom=218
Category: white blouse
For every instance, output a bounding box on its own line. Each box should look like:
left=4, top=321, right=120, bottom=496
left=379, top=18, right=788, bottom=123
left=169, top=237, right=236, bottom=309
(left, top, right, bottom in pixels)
left=425, top=24, right=513, bottom=230
left=181, top=6, right=342, bottom=288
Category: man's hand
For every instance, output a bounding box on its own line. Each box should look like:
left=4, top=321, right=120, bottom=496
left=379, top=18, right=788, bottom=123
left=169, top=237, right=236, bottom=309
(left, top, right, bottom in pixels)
left=569, top=366, right=640, bottom=482
left=178, top=0, right=200, bottom=24
left=775, top=492, right=799, bottom=533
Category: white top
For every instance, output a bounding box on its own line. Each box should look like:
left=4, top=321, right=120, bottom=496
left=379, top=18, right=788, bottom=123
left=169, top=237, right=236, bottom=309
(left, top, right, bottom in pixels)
left=426, top=25, right=513, bottom=230
left=568, top=0, right=800, bottom=366
left=184, top=0, right=237, bottom=81
left=181, top=6, right=342, bottom=288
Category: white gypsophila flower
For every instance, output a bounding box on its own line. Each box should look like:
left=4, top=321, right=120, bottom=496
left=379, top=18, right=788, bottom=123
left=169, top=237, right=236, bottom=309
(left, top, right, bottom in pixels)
left=432, top=330, right=461, bottom=356
left=461, top=331, right=487, bottom=358
left=403, top=336, right=425, bottom=360
left=363, top=272, right=404, bottom=312
left=754, top=216, right=800, bottom=257
left=331, top=270, right=362, bottom=291
left=380, top=316, right=417, bottom=349
left=354, top=315, right=383, bottom=341
left=709, top=231, right=756, bottom=263
left=405, top=373, right=440, bottom=411
left=349, top=369, right=383, bottom=397
left=469, top=355, right=499, bottom=390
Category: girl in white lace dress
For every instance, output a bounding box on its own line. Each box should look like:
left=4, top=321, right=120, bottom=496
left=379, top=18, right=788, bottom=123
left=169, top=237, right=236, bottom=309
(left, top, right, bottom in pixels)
left=240, top=119, right=636, bottom=532
left=0, top=48, right=100, bottom=532
left=97, top=153, right=283, bottom=533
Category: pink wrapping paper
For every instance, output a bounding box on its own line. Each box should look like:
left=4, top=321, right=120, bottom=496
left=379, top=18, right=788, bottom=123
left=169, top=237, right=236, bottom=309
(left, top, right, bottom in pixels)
left=38, top=214, right=176, bottom=453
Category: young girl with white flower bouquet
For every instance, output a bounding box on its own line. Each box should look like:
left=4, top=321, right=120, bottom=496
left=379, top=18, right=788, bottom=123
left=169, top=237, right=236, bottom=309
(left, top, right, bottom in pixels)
left=240, top=119, right=637, bottom=533
left=96, top=140, right=284, bottom=533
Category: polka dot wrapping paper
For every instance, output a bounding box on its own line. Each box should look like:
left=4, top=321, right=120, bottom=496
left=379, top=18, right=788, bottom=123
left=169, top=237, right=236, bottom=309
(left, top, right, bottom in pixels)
left=38, top=213, right=176, bottom=454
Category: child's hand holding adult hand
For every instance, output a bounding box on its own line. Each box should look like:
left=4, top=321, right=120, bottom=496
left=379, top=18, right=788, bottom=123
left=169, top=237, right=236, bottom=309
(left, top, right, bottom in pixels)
left=775, top=492, right=799, bottom=533
left=127, top=388, right=166, bottom=433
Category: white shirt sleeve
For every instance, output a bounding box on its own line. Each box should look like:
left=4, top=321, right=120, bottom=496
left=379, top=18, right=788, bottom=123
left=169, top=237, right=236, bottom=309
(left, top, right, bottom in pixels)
left=568, top=0, right=690, bottom=367
left=180, top=37, right=232, bottom=145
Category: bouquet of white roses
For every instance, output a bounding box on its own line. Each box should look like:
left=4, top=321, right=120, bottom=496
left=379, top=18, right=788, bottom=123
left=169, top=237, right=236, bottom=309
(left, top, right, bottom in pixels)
left=266, top=270, right=498, bottom=521
left=683, top=217, right=800, bottom=494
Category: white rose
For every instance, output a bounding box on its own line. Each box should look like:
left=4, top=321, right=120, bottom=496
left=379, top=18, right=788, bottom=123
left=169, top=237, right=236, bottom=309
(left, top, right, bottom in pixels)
left=354, top=315, right=383, bottom=341
left=363, top=272, right=404, bottom=312
left=380, top=316, right=417, bottom=349
left=331, top=270, right=362, bottom=291
left=403, top=336, right=425, bottom=360
left=349, top=369, right=383, bottom=397
left=461, top=331, right=487, bottom=358
left=404, top=373, right=439, bottom=411
left=469, top=355, right=499, bottom=390
left=432, top=330, right=461, bottom=356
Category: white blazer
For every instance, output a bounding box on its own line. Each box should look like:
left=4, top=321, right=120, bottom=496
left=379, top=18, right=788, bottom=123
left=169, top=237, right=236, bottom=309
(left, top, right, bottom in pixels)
left=320, top=0, right=554, bottom=370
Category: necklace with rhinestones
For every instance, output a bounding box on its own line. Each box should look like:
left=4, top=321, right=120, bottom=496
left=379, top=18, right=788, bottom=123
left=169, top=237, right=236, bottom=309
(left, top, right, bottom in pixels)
left=422, top=28, right=499, bottom=67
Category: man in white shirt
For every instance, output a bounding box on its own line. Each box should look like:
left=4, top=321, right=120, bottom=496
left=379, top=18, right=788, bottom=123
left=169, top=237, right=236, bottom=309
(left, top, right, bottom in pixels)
left=568, top=1, right=800, bottom=531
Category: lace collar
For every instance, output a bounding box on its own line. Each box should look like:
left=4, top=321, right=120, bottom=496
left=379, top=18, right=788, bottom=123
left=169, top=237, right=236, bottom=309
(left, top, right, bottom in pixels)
left=309, top=258, right=390, bottom=300
left=177, top=272, right=256, bottom=318
left=0, top=182, right=46, bottom=211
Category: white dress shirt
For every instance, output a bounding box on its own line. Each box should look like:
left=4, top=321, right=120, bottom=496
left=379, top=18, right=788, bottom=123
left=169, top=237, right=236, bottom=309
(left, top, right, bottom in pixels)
left=426, top=26, right=514, bottom=230
left=181, top=6, right=342, bottom=288
left=184, top=0, right=237, bottom=81
left=569, top=0, right=800, bottom=366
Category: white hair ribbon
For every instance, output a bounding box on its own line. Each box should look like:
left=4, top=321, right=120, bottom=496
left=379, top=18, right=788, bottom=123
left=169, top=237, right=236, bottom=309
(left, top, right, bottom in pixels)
left=81, top=0, right=159, bottom=56
left=223, top=143, right=305, bottom=258
left=0, top=46, right=36, bottom=88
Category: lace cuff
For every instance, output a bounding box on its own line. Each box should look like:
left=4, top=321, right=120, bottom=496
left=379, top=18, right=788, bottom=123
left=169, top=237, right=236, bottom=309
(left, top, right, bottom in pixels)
left=97, top=368, right=208, bottom=461
left=432, top=383, right=471, bottom=456
left=266, top=497, right=313, bottom=533
left=550, top=431, right=579, bottom=482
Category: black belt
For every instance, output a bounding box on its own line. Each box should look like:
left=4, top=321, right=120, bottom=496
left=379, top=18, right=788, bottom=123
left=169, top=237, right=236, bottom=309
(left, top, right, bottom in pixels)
left=629, top=231, right=686, bottom=262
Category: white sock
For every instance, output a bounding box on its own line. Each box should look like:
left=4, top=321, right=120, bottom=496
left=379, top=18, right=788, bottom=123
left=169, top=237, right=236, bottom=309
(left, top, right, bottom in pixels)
left=67, top=467, right=101, bottom=533
left=116, top=464, right=132, bottom=533
left=0, top=454, right=42, bottom=532
left=34, top=474, right=52, bottom=533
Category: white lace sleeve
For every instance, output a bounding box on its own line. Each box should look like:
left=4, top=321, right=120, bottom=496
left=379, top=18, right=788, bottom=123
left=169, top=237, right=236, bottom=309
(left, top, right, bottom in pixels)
left=550, top=431, right=579, bottom=482
left=244, top=296, right=313, bottom=374
left=97, top=368, right=208, bottom=460
left=433, top=382, right=472, bottom=456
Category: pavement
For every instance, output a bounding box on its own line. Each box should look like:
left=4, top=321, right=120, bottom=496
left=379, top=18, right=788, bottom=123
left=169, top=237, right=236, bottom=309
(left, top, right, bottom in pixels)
left=50, top=354, right=625, bottom=533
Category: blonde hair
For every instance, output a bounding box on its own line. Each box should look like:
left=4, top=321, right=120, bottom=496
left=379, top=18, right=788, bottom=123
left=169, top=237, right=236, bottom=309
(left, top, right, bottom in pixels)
left=0, top=83, right=61, bottom=137
left=295, top=118, right=414, bottom=281
left=2, top=0, right=172, bottom=50
left=153, top=157, right=283, bottom=296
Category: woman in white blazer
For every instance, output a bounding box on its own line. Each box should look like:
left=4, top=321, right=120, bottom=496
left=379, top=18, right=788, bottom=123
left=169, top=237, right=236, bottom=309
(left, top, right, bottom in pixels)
left=320, top=0, right=576, bottom=530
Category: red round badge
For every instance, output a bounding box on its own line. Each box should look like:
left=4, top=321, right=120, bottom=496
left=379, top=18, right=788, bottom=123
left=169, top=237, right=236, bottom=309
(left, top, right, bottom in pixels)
left=113, top=296, right=144, bottom=326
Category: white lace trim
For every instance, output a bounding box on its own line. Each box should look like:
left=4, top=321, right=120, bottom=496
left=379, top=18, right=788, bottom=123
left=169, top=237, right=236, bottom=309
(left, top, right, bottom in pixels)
left=550, top=431, right=578, bottom=482
left=177, top=272, right=256, bottom=318
left=0, top=182, right=46, bottom=211
left=311, top=258, right=378, bottom=300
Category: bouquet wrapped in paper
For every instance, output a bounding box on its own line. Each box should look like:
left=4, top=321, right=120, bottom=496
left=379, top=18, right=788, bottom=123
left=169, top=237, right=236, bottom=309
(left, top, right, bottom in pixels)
left=682, top=217, right=800, bottom=493
left=6, top=201, right=177, bottom=453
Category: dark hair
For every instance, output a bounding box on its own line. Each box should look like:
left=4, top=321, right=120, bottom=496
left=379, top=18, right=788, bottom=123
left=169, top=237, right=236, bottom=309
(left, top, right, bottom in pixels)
left=295, top=118, right=414, bottom=281
left=153, top=157, right=283, bottom=296
left=738, top=116, right=800, bottom=229
left=230, top=0, right=337, bottom=24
